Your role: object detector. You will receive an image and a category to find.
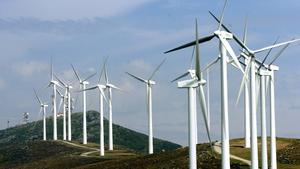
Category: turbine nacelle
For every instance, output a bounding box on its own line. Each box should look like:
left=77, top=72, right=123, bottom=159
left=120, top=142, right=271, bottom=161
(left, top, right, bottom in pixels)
left=177, top=79, right=206, bottom=88
left=97, top=84, right=107, bottom=89
left=214, top=30, right=233, bottom=40
left=147, top=80, right=156, bottom=85
left=51, top=80, right=60, bottom=86
left=268, top=65, right=279, bottom=71
left=82, top=81, right=89, bottom=85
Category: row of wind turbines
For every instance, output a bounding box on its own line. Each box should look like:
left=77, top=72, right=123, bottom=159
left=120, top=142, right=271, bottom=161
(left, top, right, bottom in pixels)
left=32, top=1, right=299, bottom=169
left=33, top=56, right=163, bottom=156
left=164, top=1, right=299, bottom=169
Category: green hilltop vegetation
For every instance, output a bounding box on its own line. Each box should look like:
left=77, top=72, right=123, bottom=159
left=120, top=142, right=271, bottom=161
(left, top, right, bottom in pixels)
left=0, top=111, right=180, bottom=154
left=1, top=111, right=300, bottom=169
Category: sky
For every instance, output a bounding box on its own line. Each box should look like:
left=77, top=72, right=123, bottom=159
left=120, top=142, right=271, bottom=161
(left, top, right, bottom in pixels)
left=0, top=0, right=300, bottom=146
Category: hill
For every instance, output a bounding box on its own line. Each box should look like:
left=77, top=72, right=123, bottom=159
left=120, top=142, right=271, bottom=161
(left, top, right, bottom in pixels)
left=0, top=111, right=181, bottom=154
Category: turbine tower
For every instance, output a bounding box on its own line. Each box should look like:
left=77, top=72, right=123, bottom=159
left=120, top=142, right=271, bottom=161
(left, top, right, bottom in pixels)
left=83, top=63, right=107, bottom=156
left=71, top=64, right=96, bottom=144
left=55, top=85, right=67, bottom=141
left=103, top=60, right=122, bottom=151
left=48, top=58, right=61, bottom=141
left=33, top=89, right=48, bottom=141
left=126, top=58, right=166, bottom=154
left=168, top=19, right=212, bottom=169
left=256, top=44, right=290, bottom=169
left=54, top=74, right=74, bottom=141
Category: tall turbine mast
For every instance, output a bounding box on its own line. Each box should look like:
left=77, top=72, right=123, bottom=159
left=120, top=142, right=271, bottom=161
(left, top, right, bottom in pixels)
left=55, top=74, right=73, bottom=141
left=83, top=61, right=107, bottom=156
left=48, top=58, right=61, bottom=141
left=33, top=88, right=48, bottom=141
left=126, top=58, right=166, bottom=154
left=103, top=59, right=122, bottom=151
left=71, top=64, right=96, bottom=144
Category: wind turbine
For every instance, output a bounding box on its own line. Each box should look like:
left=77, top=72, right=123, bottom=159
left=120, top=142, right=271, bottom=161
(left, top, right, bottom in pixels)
left=103, top=59, right=122, bottom=151
left=71, top=64, right=96, bottom=144
left=209, top=10, right=300, bottom=169
left=57, top=89, right=67, bottom=141
left=256, top=44, right=290, bottom=169
left=126, top=58, right=166, bottom=154
left=169, top=19, right=213, bottom=169
left=48, top=58, right=61, bottom=141
left=33, top=89, right=48, bottom=141
left=83, top=63, right=107, bottom=156
left=55, top=74, right=73, bottom=141
left=165, top=1, right=246, bottom=168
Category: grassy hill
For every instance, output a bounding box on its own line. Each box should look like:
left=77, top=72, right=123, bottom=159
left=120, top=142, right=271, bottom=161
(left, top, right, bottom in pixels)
left=1, top=112, right=300, bottom=169
left=230, top=138, right=300, bottom=169
left=0, top=111, right=181, bottom=154
left=0, top=139, right=244, bottom=169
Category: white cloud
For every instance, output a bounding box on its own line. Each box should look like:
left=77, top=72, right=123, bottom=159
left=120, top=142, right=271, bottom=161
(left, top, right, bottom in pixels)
left=12, top=60, right=48, bottom=77
left=0, top=0, right=155, bottom=20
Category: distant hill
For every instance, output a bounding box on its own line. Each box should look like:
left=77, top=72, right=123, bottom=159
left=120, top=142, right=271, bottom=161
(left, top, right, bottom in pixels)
left=0, top=111, right=181, bottom=154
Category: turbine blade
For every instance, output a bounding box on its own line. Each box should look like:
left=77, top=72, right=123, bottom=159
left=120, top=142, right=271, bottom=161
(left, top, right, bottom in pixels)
left=71, top=64, right=81, bottom=82
left=195, top=19, right=201, bottom=80
left=258, top=37, right=279, bottom=71
left=110, top=84, right=122, bottom=91
left=32, top=107, right=43, bottom=130
left=269, top=43, right=290, bottom=66
left=83, top=72, right=96, bottom=82
left=242, top=16, right=248, bottom=45
left=99, top=88, right=108, bottom=104
left=164, top=34, right=215, bottom=54
left=126, top=72, right=147, bottom=83
left=33, top=88, right=42, bottom=105
left=219, top=37, right=245, bottom=74
left=50, top=56, right=53, bottom=81
left=57, top=97, right=63, bottom=113
left=84, top=86, right=98, bottom=91
left=198, top=85, right=213, bottom=150
left=253, top=38, right=300, bottom=54
left=236, top=58, right=251, bottom=105
left=201, top=57, right=220, bottom=73
left=104, top=63, right=109, bottom=84
left=56, top=88, right=63, bottom=96
left=189, top=46, right=196, bottom=69
left=218, top=0, right=229, bottom=31
left=171, top=71, right=190, bottom=83
left=209, top=11, right=251, bottom=53
left=54, top=74, right=67, bottom=87
left=148, top=57, right=167, bottom=80
left=99, top=56, right=109, bottom=83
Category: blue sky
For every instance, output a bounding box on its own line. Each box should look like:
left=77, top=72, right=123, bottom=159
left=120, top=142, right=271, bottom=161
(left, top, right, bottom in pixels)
left=0, top=0, right=300, bottom=145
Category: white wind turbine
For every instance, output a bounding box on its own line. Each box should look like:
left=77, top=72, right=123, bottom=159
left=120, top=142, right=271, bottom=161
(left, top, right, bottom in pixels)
left=255, top=44, right=290, bottom=169
left=126, top=58, right=166, bottom=154
left=167, top=19, right=213, bottom=169
left=165, top=1, right=246, bottom=168
left=173, top=20, right=212, bottom=169
left=209, top=10, right=300, bottom=169
left=56, top=89, right=67, bottom=140
left=71, top=64, right=96, bottom=144
left=83, top=63, right=107, bottom=156
left=103, top=60, right=122, bottom=151
left=48, top=58, right=61, bottom=141
left=55, top=74, right=73, bottom=141
left=33, top=89, right=48, bottom=141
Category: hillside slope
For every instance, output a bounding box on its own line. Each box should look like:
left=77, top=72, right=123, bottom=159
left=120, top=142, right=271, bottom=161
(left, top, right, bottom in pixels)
left=0, top=111, right=180, bottom=154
